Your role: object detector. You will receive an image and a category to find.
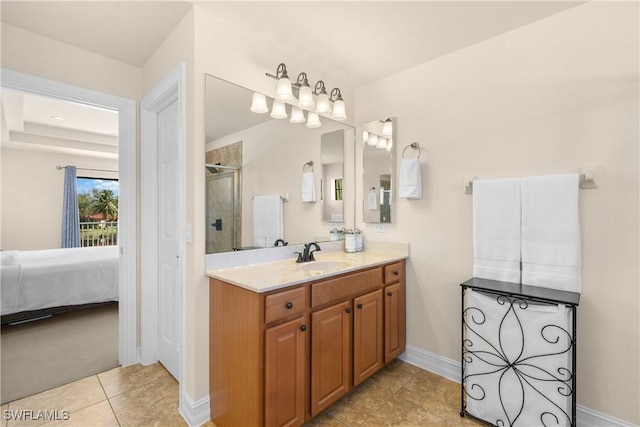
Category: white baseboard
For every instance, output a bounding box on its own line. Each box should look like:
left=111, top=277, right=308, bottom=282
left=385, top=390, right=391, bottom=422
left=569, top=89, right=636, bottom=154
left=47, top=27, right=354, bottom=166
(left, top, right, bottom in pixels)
left=180, top=391, right=210, bottom=427
left=400, top=345, right=638, bottom=427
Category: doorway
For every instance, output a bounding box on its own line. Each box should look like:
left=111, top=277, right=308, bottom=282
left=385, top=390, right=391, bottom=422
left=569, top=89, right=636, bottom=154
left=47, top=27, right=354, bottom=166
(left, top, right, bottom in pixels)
left=0, top=70, right=138, bottom=378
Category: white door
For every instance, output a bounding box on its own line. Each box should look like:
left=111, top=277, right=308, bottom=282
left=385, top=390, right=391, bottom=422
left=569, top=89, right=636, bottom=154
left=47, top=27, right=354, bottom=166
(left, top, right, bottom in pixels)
left=157, top=100, right=180, bottom=379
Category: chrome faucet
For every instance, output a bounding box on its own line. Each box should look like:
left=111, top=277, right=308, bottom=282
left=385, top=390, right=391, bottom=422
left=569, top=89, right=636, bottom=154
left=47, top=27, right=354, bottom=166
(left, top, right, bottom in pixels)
left=295, top=242, right=321, bottom=263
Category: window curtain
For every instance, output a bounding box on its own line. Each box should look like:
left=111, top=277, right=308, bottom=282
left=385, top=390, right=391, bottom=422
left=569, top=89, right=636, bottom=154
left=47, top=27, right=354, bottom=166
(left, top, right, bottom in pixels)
left=61, top=166, right=81, bottom=248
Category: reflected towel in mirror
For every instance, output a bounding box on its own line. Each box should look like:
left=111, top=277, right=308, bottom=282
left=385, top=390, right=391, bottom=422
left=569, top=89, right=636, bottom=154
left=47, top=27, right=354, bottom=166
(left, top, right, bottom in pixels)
left=368, top=190, right=378, bottom=210
left=253, top=195, right=284, bottom=248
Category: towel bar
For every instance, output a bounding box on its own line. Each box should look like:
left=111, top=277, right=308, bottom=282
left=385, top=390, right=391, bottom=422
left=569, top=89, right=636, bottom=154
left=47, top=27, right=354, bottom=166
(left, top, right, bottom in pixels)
left=464, top=172, right=597, bottom=194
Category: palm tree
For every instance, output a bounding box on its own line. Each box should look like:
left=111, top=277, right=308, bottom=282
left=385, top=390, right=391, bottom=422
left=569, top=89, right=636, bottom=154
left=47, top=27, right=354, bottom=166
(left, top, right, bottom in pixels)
left=93, top=189, right=118, bottom=221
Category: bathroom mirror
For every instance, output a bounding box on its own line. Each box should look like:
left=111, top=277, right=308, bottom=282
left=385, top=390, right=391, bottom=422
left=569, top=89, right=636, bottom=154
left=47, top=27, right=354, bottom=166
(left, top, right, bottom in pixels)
left=205, top=74, right=355, bottom=254
left=320, top=130, right=345, bottom=222
left=362, top=118, right=394, bottom=223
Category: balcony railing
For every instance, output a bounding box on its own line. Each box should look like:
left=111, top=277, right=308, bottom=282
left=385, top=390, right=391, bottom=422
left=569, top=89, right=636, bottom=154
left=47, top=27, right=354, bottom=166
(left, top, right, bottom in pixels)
left=80, top=221, right=118, bottom=247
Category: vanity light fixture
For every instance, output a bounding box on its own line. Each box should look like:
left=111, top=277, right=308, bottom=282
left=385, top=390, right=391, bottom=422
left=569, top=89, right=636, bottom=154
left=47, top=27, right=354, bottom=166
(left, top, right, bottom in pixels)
left=274, top=63, right=297, bottom=104
left=329, top=88, right=347, bottom=121
left=250, top=92, right=269, bottom=113
left=368, top=133, right=379, bottom=147
left=296, top=72, right=315, bottom=110
left=290, top=106, right=306, bottom=123
left=314, top=81, right=332, bottom=115
left=382, top=118, right=393, bottom=137
left=376, top=137, right=388, bottom=150
left=385, top=138, right=393, bottom=152
left=256, top=62, right=347, bottom=128
left=270, top=100, right=287, bottom=119
left=363, top=131, right=370, bottom=143
left=306, top=112, right=321, bottom=128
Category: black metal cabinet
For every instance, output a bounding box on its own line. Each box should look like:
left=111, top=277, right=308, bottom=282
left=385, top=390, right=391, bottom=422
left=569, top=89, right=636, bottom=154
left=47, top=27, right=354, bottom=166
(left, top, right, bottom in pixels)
left=460, top=278, right=580, bottom=427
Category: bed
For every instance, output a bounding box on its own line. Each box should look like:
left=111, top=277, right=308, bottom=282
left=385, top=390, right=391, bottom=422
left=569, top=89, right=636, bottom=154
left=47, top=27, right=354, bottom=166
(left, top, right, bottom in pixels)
left=1, top=246, right=119, bottom=323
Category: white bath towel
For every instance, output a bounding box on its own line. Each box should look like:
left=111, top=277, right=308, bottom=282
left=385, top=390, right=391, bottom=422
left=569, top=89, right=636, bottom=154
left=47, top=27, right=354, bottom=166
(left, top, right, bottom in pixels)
left=521, top=174, right=581, bottom=293
left=368, top=190, right=378, bottom=210
left=399, top=158, right=422, bottom=199
left=301, top=172, right=316, bottom=202
left=464, top=289, right=573, bottom=427
left=473, top=178, right=522, bottom=284
left=253, top=195, right=284, bottom=248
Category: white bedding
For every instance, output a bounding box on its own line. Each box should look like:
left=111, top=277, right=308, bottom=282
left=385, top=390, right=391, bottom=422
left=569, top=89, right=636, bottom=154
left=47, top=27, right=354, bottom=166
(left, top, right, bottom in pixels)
left=1, top=246, right=119, bottom=316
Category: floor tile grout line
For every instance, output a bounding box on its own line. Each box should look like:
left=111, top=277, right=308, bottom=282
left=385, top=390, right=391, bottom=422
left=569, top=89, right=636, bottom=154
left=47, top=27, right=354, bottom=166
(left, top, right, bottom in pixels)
left=97, top=373, right=121, bottom=427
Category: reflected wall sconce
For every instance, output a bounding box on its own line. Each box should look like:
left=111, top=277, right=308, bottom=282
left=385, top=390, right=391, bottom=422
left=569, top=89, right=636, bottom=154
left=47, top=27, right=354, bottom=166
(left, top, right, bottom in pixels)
left=363, top=117, right=394, bottom=150
left=250, top=62, right=347, bottom=128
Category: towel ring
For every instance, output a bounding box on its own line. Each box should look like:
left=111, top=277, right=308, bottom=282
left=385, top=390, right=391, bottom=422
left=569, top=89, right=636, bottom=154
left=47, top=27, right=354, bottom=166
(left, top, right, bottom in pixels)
left=402, top=142, right=420, bottom=159
left=302, top=160, right=314, bottom=172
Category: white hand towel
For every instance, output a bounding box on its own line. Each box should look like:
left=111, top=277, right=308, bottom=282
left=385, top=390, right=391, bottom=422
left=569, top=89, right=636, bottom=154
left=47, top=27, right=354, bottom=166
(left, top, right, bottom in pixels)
left=301, top=172, right=316, bottom=202
left=464, top=289, right=572, bottom=427
left=473, top=178, right=521, bottom=284
left=521, top=174, right=581, bottom=293
left=367, top=190, right=378, bottom=210
left=253, top=195, right=283, bottom=248
left=399, top=158, right=422, bottom=199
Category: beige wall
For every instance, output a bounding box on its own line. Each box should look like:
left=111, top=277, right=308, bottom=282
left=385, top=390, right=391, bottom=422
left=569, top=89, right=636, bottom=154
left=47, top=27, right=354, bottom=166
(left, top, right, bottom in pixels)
left=355, top=2, right=639, bottom=423
left=0, top=148, right=118, bottom=250
left=1, top=24, right=141, bottom=101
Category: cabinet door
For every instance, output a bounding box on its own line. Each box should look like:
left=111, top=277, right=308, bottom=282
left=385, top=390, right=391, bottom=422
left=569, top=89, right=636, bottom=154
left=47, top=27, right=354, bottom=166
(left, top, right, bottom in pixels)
left=384, top=282, right=405, bottom=363
left=310, top=300, right=351, bottom=416
left=353, top=289, right=383, bottom=386
left=265, top=316, right=307, bottom=427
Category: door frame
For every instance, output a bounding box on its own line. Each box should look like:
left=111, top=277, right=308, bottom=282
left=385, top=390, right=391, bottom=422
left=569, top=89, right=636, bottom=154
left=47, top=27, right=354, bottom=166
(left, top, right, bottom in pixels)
left=1, top=68, right=138, bottom=366
left=140, top=63, right=186, bottom=384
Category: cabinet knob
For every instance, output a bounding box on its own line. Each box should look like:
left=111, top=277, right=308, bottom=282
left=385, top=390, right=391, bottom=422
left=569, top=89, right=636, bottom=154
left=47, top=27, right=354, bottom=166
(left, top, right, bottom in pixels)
left=392, top=270, right=399, bottom=276
left=387, top=291, right=393, bottom=296
left=357, top=303, right=363, bottom=309
left=285, top=302, right=293, bottom=309
left=345, top=307, right=352, bottom=314
left=300, top=324, right=307, bottom=332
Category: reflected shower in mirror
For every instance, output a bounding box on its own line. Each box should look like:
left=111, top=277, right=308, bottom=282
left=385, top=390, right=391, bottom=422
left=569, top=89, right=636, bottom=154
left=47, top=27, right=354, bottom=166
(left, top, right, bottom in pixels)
left=205, top=74, right=355, bottom=254
left=363, top=118, right=394, bottom=223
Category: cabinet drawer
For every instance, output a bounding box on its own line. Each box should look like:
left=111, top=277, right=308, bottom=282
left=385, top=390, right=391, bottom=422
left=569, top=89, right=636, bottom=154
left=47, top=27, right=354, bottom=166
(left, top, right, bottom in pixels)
left=312, top=268, right=382, bottom=308
left=384, top=262, right=404, bottom=284
left=265, top=286, right=306, bottom=325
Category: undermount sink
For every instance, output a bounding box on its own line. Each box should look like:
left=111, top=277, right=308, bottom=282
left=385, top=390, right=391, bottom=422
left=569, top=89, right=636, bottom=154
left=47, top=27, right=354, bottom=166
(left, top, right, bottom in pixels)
left=297, top=261, right=354, bottom=273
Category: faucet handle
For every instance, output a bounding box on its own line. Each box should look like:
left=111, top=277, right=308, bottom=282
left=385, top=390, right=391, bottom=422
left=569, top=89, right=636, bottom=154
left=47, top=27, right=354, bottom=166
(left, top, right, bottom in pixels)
left=309, top=251, right=316, bottom=261
left=294, top=252, right=304, bottom=263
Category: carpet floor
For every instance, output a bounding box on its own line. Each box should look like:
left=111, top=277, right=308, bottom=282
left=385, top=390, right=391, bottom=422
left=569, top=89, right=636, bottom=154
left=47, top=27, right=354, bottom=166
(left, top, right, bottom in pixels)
left=1, top=302, right=119, bottom=404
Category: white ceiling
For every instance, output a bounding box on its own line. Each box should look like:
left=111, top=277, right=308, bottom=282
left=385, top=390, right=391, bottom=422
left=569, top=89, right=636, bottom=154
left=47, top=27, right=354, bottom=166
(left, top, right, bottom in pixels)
left=0, top=1, right=583, bottom=152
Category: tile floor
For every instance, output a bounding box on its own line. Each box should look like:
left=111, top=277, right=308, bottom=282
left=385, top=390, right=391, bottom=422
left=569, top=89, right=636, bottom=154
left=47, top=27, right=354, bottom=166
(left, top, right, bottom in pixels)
left=2, top=359, right=484, bottom=426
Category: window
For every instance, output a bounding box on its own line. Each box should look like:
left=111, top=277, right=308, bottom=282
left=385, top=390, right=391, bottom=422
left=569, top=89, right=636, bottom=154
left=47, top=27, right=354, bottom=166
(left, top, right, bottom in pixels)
left=77, top=177, right=119, bottom=246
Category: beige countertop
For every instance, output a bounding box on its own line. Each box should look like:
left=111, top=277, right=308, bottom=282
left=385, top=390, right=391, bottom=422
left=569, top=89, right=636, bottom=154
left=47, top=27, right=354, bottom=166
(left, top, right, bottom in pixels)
left=206, top=243, right=408, bottom=293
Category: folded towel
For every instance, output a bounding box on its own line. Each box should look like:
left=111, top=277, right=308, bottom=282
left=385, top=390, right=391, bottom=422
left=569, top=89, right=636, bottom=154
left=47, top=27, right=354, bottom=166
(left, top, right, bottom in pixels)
left=368, top=190, right=378, bottom=210
left=399, top=158, right=422, bottom=199
left=253, top=195, right=283, bottom=248
left=473, top=178, right=521, bottom=284
left=521, top=174, right=581, bottom=293
left=301, top=172, right=316, bottom=202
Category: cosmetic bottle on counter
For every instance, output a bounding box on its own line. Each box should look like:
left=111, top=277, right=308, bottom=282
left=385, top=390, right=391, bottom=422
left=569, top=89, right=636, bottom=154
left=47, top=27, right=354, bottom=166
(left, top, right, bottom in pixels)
left=344, top=229, right=356, bottom=253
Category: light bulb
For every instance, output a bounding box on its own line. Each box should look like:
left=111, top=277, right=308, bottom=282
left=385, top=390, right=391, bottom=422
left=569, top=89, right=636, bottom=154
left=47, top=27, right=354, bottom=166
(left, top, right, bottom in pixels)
left=270, top=101, right=287, bottom=119
left=368, top=134, right=378, bottom=147
left=297, top=85, right=315, bottom=110
left=276, top=77, right=297, bottom=104
left=306, top=112, right=321, bottom=128
left=315, top=92, right=331, bottom=115
left=331, top=99, right=346, bottom=121
left=290, top=106, right=305, bottom=123
left=250, top=92, right=268, bottom=113
left=382, top=118, right=393, bottom=137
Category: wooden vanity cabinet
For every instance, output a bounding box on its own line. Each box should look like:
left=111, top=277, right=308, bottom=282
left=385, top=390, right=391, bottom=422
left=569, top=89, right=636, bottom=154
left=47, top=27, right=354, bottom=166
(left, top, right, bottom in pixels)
left=209, top=259, right=406, bottom=427
left=383, top=261, right=406, bottom=362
